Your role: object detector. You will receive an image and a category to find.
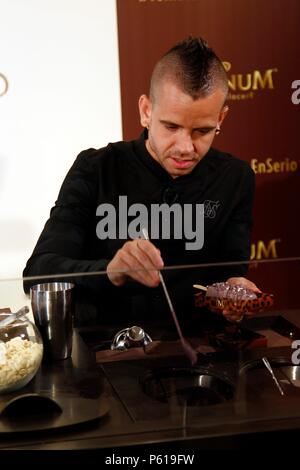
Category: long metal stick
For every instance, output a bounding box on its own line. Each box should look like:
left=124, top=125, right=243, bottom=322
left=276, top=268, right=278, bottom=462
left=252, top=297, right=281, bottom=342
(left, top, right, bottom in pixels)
left=262, top=357, right=285, bottom=396
left=142, top=228, right=197, bottom=365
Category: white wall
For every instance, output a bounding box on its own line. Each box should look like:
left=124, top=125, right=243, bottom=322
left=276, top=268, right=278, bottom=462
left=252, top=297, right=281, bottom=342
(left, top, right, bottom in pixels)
left=0, top=0, right=122, bottom=279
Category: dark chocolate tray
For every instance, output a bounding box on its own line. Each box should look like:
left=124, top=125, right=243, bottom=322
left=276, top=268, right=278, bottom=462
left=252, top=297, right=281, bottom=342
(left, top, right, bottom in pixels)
left=208, top=325, right=267, bottom=351
left=242, top=315, right=300, bottom=340
left=79, top=325, right=183, bottom=352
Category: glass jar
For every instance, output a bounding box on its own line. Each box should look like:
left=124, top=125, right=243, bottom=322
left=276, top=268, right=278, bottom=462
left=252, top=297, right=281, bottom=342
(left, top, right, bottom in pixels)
left=0, top=312, right=43, bottom=394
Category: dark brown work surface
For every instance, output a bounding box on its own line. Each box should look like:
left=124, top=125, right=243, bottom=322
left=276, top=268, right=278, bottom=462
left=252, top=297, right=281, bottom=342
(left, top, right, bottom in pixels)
left=94, top=313, right=295, bottom=363
left=0, top=330, right=110, bottom=434
left=0, top=309, right=300, bottom=454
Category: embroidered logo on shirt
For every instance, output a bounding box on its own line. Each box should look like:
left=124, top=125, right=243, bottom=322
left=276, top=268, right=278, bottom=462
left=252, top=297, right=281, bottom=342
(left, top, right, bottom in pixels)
left=204, top=200, right=220, bottom=218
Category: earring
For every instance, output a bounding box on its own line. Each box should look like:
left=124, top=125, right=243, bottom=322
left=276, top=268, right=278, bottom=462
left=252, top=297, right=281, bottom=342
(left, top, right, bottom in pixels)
left=215, top=127, right=221, bottom=135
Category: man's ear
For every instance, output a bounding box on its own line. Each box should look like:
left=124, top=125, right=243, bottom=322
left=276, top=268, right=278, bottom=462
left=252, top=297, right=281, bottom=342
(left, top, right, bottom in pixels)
left=138, top=94, right=152, bottom=128
left=218, top=105, right=229, bottom=127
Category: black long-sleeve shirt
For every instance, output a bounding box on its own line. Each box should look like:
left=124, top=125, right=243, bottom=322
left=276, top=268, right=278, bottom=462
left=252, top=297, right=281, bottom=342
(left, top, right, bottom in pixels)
left=23, top=133, right=255, bottom=327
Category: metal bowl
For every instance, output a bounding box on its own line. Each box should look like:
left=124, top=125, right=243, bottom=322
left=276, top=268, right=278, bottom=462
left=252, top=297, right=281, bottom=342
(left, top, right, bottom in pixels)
left=140, top=367, right=235, bottom=407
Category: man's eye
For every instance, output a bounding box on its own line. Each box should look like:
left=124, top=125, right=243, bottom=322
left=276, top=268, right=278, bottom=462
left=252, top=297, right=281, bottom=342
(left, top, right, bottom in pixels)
left=165, top=124, right=178, bottom=130
left=196, top=129, right=213, bottom=135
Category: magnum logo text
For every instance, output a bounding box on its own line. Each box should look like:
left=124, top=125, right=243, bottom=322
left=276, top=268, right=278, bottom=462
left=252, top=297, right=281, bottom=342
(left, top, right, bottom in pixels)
left=222, top=62, right=277, bottom=101
left=138, top=0, right=197, bottom=3
left=251, top=238, right=280, bottom=260
left=0, top=73, right=9, bottom=97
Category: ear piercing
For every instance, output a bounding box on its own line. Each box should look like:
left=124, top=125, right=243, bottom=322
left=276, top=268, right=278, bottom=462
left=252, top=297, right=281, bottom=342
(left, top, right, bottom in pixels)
left=215, top=126, right=221, bottom=135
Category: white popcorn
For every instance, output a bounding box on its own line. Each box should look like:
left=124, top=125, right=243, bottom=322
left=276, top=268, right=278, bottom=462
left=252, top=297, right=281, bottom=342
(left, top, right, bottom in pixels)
left=0, top=337, right=43, bottom=391
left=0, top=342, right=6, bottom=365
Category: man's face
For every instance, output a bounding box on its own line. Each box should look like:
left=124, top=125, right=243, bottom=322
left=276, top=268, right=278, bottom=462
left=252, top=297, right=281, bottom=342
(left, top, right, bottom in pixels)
left=139, top=81, right=228, bottom=178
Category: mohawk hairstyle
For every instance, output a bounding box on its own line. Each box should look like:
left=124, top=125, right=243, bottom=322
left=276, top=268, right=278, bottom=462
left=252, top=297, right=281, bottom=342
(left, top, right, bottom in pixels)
left=150, top=36, right=228, bottom=102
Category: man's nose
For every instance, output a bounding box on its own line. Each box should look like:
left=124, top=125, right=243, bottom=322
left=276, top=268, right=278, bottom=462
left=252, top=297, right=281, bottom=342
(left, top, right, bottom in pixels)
left=177, top=133, right=194, bottom=155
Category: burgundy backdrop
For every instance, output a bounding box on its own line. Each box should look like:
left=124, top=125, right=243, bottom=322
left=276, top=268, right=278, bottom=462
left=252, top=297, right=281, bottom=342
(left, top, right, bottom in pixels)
left=116, top=0, right=300, bottom=309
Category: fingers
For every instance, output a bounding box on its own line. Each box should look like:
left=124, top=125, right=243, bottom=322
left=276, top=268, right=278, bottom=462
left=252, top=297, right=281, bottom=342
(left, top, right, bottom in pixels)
left=107, top=239, right=164, bottom=287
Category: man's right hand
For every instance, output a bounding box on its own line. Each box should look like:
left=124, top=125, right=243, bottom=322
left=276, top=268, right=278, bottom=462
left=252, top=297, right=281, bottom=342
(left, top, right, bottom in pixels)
left=106, top=239, right=164, bottom=287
